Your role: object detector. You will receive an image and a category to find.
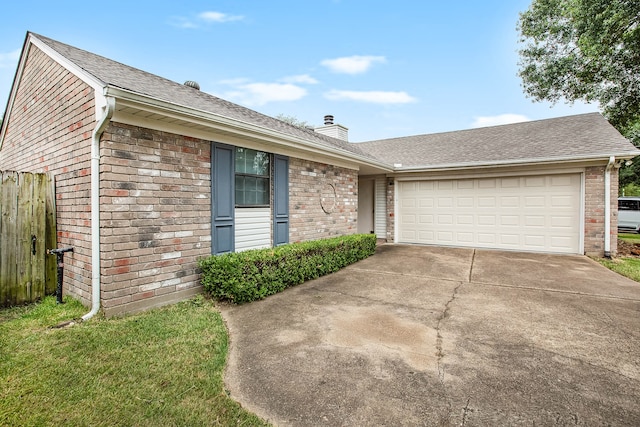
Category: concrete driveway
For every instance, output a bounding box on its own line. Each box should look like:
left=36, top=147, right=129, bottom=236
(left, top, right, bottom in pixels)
left=220, top=245, right=640, bottom=426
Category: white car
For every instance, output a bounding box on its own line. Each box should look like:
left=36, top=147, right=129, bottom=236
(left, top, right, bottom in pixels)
left=618, top=197, right=640, bottom=232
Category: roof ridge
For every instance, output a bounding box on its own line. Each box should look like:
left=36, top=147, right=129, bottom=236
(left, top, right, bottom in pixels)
left=358, top=112, right=604, bottom=145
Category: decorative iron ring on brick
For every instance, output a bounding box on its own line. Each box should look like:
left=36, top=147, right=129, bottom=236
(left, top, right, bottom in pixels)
left=320, top=183, right=337, bottom=214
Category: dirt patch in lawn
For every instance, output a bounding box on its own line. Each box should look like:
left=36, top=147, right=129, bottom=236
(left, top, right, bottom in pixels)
left=617, top=238, right=640, bottom=258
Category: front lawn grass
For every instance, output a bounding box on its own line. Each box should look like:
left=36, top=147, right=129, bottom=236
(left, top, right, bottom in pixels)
left=0, top=295, right=269, bottom=427
left=598, top=257, right=640, bottom=283
left=597, top=234, right=640, bottom=283
left=618, top=232, right=640, bottom=243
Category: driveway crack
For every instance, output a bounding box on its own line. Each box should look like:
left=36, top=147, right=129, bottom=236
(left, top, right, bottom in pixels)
left=436, top=281, right=463, bottom=381
left=468, top=248, right=476, bottom=283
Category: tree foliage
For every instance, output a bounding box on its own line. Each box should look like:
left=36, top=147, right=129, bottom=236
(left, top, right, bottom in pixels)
left=518, top=0, right=640, bottom=186
left=518, top=0, right=640, bottom=131
left=275, top=113, right=312, bottom=129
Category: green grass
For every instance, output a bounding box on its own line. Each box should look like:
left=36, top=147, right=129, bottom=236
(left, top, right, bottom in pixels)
left=618, top=232, right=640, bottom=242
left=0, top=295, right=270, bottom=427
left=598, top=257, right=640, bottom=282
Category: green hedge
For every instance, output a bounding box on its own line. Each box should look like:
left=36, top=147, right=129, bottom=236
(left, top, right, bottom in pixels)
left=199, top=234, right=377, bottom=303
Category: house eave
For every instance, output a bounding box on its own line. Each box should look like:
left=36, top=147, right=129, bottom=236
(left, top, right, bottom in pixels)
left=104, top=86, right=393, bottom=172
left=390, top=152, right=640, bottom=173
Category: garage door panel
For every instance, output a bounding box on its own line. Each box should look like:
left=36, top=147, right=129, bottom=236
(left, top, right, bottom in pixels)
left=438, top=197, right=453, bottom=208
left=499, top=196, right=518, bottom=207
left=500, top=215, right=519, bottom=226
left=419, top=181, right=435, bottom=191
left=478, top=197, right=496, bottom=207
left=402, top=214, right=416, bottom=224
left=457, top=232, right=474, bottom=243
left=551, top=175, right=573, bottom=186
left=551, top=236, right=573, bottom=248
left=551, top=195, right=573, bottom=207
left=501, top=178, right=520, bottom=188
left=418, top=230, right=434, bottom=240
left=525, top=196, right=545, bottom=207
left=457, top=180, right=474, bottom=189
left=397, top=174, right=581, bottom=254
left=478, top=215, right=496, bottom=226
left=525, top=216, right=545, bottom=227
left=499, top=234, right=520, bottom=245
left=551, top=216, right=572, bottom=228
left=419, top=214, right=433, bottom=224
left=525, top=176, right=546, bottom=187
left=437, top=231, right=454, bottom=242
left=401, top=198, right=416, bottom=208
left=437, top=214, right=454, bottom=225
left=457, top=215, right=473, bottom=225
left=457, top=197, right=474, bottom=207
left=478, top=179, right=497, bottom=189
left=478, top=233, right=496, bottom=244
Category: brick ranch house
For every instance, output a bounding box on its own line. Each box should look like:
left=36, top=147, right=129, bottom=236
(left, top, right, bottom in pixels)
left=1, top=32, right=638, bottom=317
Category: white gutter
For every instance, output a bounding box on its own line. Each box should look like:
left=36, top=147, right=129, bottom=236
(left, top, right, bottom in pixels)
left=82, top=96, right=115, bottom=321
left=604, top=156, right=615, bottom=258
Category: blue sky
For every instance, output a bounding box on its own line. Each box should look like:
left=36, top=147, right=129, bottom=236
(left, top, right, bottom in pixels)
left=0, top=0, right=599, bottom=142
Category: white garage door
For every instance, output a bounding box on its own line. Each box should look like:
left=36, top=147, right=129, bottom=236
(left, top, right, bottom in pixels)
left=397, top=174, right=581, bottom=254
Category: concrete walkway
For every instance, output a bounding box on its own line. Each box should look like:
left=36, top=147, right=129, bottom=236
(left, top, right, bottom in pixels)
left=220, top=245, right=640, bottom=426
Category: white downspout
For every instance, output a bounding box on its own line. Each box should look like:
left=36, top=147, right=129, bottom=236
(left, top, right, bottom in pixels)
left=82, top=96, right=115, bottom=321
left=604, top=156, right=615, bottom=259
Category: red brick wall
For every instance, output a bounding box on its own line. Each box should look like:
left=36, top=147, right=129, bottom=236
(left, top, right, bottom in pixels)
left=289, top=159, right=358, bottom=242
left=584, top=165, right=618, bottom=256
left=0, top=45, right=95, bottom=304
left=98, top=123, right=211, bottom=316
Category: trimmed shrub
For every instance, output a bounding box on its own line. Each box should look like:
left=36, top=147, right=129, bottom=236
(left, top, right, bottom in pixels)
left=199, top=234, right=377, bottom=303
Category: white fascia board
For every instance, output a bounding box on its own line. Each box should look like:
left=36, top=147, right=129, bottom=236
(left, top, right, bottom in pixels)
left=392, top=152, right=640, bottom=173
left=105, top=86, right=393, bottom=172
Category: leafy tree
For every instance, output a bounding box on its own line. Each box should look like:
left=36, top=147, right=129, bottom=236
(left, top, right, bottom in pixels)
left=518, top=0, right=640, bottom=188
left=275, top=114, right=312, bottom=129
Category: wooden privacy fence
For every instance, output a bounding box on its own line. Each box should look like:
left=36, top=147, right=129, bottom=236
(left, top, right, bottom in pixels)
left=0, top=171, right=57, bottom=308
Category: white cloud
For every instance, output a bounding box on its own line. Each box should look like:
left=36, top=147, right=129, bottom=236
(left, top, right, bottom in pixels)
left=219, top=81, right=307, bottom=106
left=324, top=89, right=417, bottom=104
left=321, top=55, right=386, bottom=74
left=471, top=114, right=531, bottom=128
left=170, top=11, right=244, bottom=28
left=0, top=49, right=20, bottom=69
left=280, top=74, right=318, bottom=84
left=198, top=11, right=244, bottom=23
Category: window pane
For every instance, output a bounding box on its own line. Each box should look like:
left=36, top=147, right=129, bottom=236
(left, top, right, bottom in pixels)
left=252, top=151, right=269, bottom=175
left=235, top=176, right=245, bottom=205
left=234, top=148, right=270, bottom=206
left=235, top=148, right=246, bottom=173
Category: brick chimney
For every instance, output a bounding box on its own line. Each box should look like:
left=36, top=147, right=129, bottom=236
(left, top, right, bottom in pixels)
left=314, top=115, right=349, bottom=141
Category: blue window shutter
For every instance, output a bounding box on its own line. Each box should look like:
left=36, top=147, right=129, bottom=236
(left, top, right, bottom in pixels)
left=273, top=155, right=289, bottom=246
left=212, top=143, right=235, bottom=254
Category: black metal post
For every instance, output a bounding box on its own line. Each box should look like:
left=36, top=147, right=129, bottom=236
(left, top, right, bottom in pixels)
left=47, top=247, right=74, bottom=304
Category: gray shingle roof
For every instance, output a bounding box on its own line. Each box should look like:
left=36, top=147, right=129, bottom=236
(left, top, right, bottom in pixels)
left=355, top=113, right=639, bottom=168
left=29, top=33, right=639, bottom=170
left=31, top=33, right=377, bottom=161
